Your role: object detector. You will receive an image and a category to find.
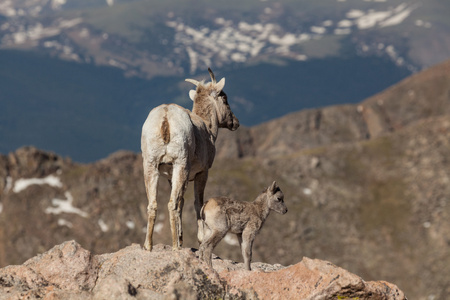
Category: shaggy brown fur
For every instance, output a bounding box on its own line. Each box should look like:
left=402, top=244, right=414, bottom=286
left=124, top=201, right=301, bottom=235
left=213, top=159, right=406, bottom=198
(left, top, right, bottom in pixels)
left=199, top=181, right=287, bottom=270
left=141, top=69, right=239, bottom=251
left=192, top=84, right=215, bottom=129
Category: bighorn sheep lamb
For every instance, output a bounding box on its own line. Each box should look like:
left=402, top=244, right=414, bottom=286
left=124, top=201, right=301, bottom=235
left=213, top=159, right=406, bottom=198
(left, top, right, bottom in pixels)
left=141, top=68, right=239, bottom=251
left=199, top=181, right=287, bottom=270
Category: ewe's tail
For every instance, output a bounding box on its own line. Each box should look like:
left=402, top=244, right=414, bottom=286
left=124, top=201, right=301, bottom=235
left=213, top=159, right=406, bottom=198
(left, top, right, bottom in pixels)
left=161, top=116, right=170, bottom=144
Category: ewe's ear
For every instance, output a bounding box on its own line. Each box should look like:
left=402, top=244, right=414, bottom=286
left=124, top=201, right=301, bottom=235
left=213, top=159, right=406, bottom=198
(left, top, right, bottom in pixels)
left=189, top=90, right=196, bottom=101
left=269, top=181, right=278, bottom=193
left=215, top=77, right=225, bottom=92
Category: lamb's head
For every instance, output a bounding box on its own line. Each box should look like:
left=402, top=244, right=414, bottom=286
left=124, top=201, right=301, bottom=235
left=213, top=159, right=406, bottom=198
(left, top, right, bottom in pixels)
left=265, top=181, right=288, bottom=215
left=186, top=68, right=239, bottom=131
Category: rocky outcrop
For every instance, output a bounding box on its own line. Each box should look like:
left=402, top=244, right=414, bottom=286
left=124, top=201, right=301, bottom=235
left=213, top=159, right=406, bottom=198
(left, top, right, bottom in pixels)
left=0, top=240, right=406, bottom=300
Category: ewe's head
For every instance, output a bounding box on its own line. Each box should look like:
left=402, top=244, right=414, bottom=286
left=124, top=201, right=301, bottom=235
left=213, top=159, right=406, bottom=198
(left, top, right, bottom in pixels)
left=266, top=181, right=288, bottom=215
left=185, top=68, right=239, bottom=131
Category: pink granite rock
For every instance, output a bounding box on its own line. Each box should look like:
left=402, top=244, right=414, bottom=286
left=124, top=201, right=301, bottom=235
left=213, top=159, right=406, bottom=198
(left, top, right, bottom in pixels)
left=0, top=241, right=407, bottom=299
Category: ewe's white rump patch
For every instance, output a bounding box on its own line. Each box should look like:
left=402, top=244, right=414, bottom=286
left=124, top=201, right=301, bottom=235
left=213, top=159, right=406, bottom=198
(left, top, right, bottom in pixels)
left=13, top=175, right=63, bottom=193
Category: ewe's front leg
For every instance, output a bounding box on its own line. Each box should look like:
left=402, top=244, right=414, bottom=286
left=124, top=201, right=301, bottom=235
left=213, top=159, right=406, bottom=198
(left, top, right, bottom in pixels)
left=168, top=165, right=189, bottom=250
left=194, top=171, right=208, bottom=244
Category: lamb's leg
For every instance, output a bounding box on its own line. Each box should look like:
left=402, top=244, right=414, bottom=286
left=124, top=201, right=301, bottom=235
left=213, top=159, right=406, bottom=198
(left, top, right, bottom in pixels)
left=199, top=229, right=227, bottom=268
left=241, top=229, right=256, bottom=271
left=236, top=233, right=243, bottom=250
left=194, top=171, right=208, bottom=244
left=168, top=164, right=188, bottom=250
left=143, top=160, right=159, bottom=251
left=198, top=224, right=210, bottom=261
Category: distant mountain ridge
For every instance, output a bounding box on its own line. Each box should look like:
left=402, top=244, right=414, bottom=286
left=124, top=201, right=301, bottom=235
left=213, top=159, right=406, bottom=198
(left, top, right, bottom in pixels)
left=3, top=0, right=450, bottom=161
left=1, top=0, right=449, bottom=75
left=215, top=58, right=450, bottom=159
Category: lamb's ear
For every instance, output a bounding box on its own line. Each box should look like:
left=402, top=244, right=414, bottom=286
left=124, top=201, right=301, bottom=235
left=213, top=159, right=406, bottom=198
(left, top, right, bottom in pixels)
left=189, top=90, right=196, bottom=101
left=269, top=181, right=278, bottom=193
left=215, top=77, right=225, bottom=92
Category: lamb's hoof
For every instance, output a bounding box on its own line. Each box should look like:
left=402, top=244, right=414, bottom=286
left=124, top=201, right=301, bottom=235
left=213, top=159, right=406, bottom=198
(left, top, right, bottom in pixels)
left=143, top=244, right=152, bottom=251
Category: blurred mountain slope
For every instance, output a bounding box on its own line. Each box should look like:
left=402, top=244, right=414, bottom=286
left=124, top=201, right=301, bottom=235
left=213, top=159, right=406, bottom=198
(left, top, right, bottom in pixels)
left=1, top=57, right=449, bottom=299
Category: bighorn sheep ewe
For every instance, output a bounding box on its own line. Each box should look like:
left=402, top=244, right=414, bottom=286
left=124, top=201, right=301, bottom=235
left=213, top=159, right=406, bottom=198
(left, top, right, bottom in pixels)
left=199, top=181, right=287, bottom=270
left=141, top=68, right=239, bottom=251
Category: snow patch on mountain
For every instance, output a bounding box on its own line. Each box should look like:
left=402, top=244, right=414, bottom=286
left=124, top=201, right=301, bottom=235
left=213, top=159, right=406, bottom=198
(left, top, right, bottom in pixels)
left=3, top=176, right=12, bottom=193
left=0, top=0, right=424, bottom=77
left=415, top=19, right=432, bottom=28
left=167, top=19, right=315, bottom=73
left=57, top=218, right=73, bottom=228
left=13, top=174, right=63, bottom=193
left=98, top=219, right=109, bottom=232
left=1, top=17, right=82, bottom=49
left=166, top=3, right=415, bottom=73
left=343, top=3, right=415, bottom=30
left=45, top=191, right=89, bottom=218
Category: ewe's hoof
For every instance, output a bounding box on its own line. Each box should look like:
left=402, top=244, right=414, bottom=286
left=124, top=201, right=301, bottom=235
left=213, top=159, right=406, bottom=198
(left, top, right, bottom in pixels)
left=143, top=244, right=152, bottom=251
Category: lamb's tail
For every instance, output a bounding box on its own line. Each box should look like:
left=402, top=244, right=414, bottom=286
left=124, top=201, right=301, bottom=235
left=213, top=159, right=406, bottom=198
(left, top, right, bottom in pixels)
left=200, top=201, right=207, bottom=221
left=198, top=202, right=209, bottom=244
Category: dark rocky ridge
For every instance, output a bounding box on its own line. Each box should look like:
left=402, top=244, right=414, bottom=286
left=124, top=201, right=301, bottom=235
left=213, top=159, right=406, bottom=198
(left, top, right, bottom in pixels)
left=0, top=59, right=449, bottom=299
left=216, top=59, right=450, bottom=159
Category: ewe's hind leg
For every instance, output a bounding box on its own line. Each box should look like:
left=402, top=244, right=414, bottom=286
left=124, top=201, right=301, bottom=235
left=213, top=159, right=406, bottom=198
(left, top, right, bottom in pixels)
left=168, top=164, right=189, bottom=250
left=194, top=171, right=208, bottom=244
left=143, top=160, right=159, bottom=251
